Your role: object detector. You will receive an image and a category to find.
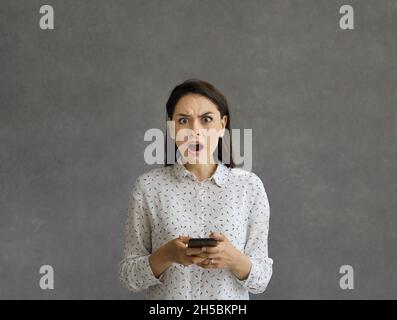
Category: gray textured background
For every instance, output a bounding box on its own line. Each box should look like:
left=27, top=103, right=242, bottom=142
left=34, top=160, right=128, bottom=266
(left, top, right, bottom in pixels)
left=0, top=0, right=396, bottom=299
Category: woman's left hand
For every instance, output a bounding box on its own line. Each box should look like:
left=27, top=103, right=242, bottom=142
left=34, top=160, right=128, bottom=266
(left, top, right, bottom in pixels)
left=186, top=232, right=240, bottom=270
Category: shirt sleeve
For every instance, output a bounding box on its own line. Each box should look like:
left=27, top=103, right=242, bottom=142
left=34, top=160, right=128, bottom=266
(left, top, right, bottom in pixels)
left=234, top=174, right=273, bottom=294
left=119, top=177, right=165, bottom=292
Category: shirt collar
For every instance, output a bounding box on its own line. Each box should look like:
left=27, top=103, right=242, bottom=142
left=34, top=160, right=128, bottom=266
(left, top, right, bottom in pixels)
left=172, top=158, right=229, bottom=188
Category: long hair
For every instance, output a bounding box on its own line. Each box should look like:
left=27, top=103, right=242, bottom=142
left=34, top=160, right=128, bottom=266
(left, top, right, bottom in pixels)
left=164, top=79, right=236, bottom=168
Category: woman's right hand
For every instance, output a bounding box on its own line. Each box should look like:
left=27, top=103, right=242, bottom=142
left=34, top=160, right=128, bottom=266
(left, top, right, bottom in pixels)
left=164, top=236, right=207, bottom=266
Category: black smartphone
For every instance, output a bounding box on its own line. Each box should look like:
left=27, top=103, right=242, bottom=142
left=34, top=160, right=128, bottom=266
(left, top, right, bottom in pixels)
left=187, top=238, right=218, bottom=248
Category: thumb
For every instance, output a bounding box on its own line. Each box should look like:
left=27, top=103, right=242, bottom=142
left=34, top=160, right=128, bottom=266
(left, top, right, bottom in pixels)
left=178, top=235, right=191, bottom=244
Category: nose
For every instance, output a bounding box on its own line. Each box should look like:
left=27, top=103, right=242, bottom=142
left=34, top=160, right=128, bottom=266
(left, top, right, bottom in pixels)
left=190, top=119, right=202, bottom=136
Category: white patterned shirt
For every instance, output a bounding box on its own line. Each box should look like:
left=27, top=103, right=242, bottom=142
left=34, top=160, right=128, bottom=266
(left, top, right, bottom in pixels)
left=119, top=159, right=273, bottom=300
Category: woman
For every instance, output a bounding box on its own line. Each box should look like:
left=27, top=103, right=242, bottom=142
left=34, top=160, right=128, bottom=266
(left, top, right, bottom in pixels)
left=119, top=79, right=273, bottom=299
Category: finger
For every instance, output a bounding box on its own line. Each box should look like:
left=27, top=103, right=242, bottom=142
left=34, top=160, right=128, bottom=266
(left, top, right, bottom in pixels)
left=197, top=260, right=218, bottom=269
left=196, top=261, right=208, bottom=268
left=191, top=256, right=207, bottom=264
left=186, top=248, right=203, bottom=256
left=193, top=253, right=209, bottom=259
left=203, top=257, right=220, bottom=265
left=206, top=253, right=221, bottom=259
left=209, top=231, right=226, bottom=241
left=178, top=235, right=191, bottom=244
left=195, top=253, right=220, bottom=261
left=196, top=256, right=210, bottom=265
left=194, top=252, right=221, bottom=260
left=201, top=246, right=221, bottom=254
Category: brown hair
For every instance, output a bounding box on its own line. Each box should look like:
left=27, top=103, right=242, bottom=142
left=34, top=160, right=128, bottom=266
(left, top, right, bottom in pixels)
left=164, top=79, right=235, bottom=168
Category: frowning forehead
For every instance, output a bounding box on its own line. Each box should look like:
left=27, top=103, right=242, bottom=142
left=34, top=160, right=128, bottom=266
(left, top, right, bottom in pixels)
left=173, top=94, right=219, bottom=117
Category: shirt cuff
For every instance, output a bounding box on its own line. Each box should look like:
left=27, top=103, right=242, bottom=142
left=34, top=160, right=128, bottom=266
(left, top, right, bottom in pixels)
left=137, top=255, right=165, bottom=286
left=234, top=258, right=258, bottom=289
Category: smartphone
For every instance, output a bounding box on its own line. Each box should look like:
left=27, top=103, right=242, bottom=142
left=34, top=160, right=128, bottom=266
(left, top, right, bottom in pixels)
left=187, top=238, right=218, bottom=248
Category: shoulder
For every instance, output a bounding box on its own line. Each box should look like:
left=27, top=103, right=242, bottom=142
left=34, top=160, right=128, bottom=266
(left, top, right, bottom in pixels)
left=132, top=165, right=173, bottom=193
left=228, top=166, right=268, bottom=202
left=228, top=167, right=270, bottom=212
left=228, top=166, right=265, bottom=187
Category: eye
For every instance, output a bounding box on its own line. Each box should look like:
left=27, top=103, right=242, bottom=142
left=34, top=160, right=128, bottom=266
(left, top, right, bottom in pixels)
left=178, top=118, right=188, bottom=125
left=202, top=116, right=213, bottom=123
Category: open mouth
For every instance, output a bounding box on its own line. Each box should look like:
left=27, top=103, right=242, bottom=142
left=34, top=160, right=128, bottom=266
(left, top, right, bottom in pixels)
left=188, top=142, right=204, bottom=153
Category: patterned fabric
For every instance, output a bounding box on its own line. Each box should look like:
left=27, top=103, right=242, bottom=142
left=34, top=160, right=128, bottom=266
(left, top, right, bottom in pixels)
left=119, top=159, right=273, bottom=299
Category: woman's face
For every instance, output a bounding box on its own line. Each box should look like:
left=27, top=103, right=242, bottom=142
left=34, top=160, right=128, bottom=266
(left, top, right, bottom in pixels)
left=170, top=94, right=228, bottom=164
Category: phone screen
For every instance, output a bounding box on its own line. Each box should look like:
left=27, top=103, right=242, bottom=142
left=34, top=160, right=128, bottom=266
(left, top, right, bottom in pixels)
left=187, top=238, right=218, bottom=248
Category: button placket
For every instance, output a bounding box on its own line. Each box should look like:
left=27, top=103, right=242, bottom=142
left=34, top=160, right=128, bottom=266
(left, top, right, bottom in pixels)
left=202, top=185, right=207, bottom=236
left=198, top=183, right=206, bottom=237
left=197, top=182, right=206, bottom=299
